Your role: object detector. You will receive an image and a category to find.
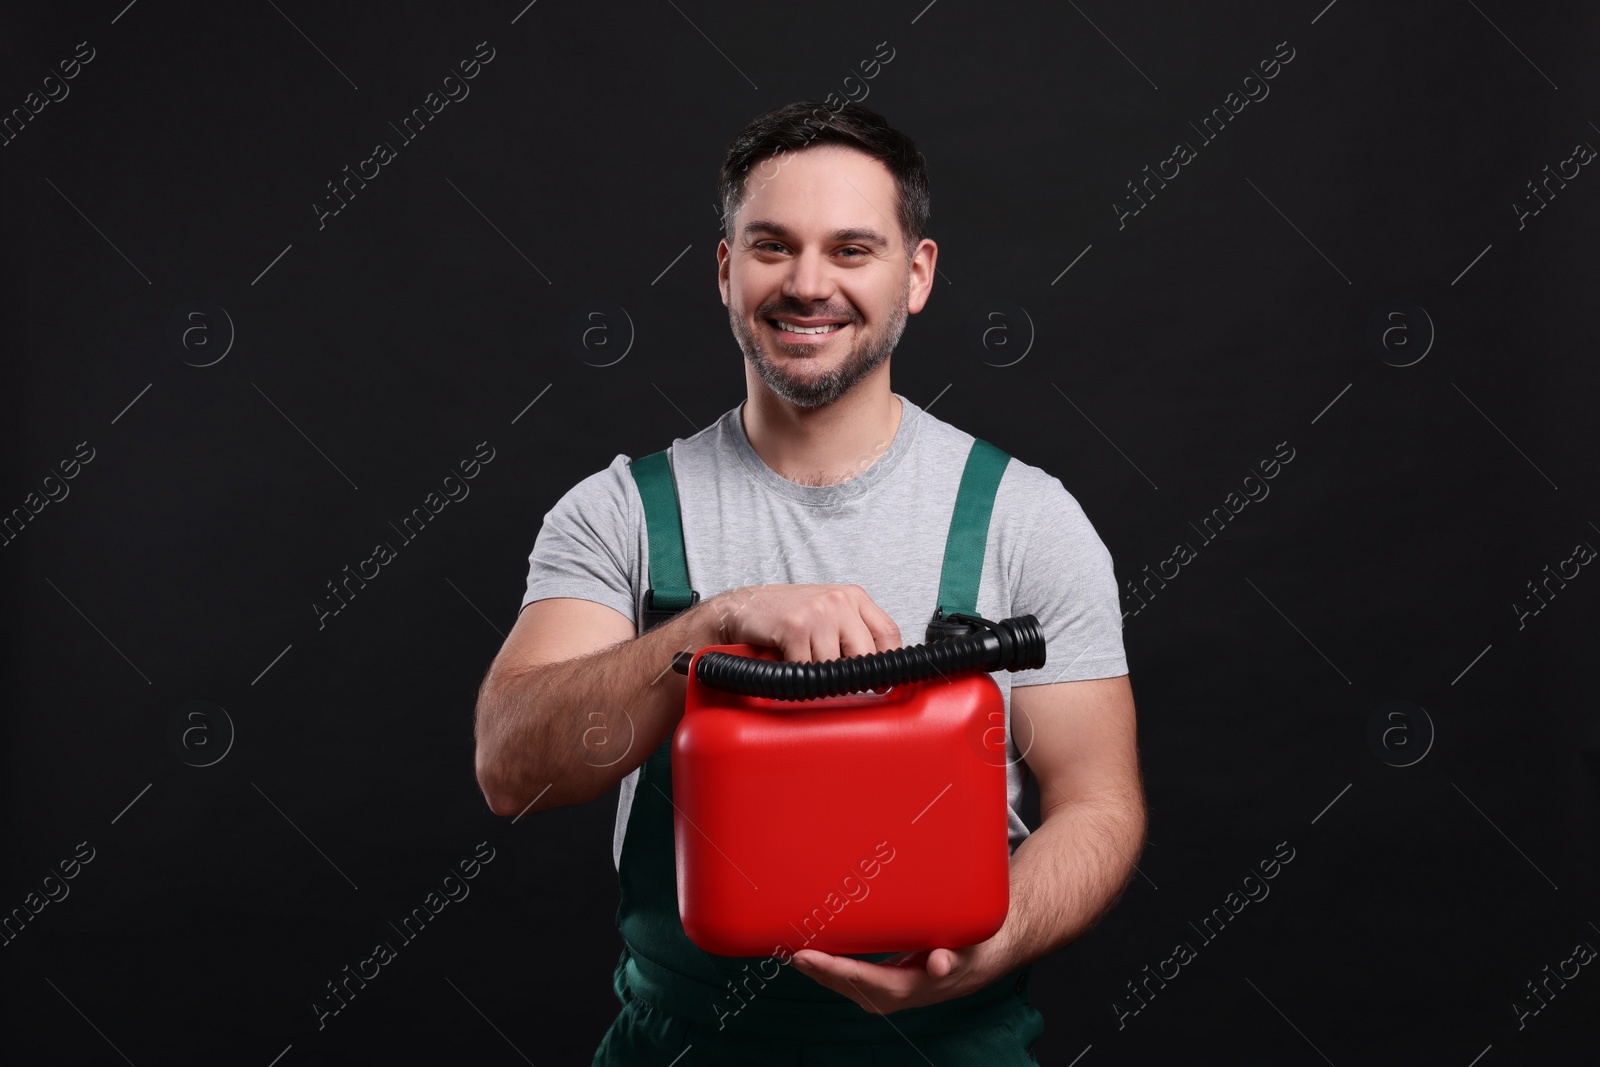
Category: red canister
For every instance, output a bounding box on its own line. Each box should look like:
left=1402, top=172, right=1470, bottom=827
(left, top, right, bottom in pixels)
left=672, top=641, right=1011, bottom=957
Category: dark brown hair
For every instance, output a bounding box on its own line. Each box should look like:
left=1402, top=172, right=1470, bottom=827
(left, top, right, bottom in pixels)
left=718, top=100, right=931, bottom=251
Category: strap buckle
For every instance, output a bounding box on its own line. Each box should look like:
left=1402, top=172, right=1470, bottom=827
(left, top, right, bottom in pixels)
left=925, top=606, right=996, bottom=643
left=642, top=588, right=700, bottom=633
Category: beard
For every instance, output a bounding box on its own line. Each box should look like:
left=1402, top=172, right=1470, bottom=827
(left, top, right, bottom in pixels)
left=730, top=274, right=910, bottom=409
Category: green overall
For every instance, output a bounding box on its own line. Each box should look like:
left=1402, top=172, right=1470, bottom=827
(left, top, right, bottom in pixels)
left=593, top=439, right=1044, bottom=1065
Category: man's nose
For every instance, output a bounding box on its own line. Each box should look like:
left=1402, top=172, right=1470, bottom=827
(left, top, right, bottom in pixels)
left=782, top=247, right=834, bottom=304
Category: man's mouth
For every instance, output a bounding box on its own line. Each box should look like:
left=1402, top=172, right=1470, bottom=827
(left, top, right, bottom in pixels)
left=767, top=318, right=849, bottom=340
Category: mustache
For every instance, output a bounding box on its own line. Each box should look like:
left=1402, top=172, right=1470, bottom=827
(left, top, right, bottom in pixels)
left=757, top=301, right=860, bottom=324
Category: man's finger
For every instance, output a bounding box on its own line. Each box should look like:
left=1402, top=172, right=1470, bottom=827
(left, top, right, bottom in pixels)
left=881, top=950, right=929, bottom=968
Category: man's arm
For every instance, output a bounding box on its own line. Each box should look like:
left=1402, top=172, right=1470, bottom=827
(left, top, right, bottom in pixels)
left=474, top=583, right=907, bottom=818
left=789, top=673, right=1146, bottom=1009
left=473, top=596, right=726, bottom=817
left=987, top=674, right=1146, bottom=969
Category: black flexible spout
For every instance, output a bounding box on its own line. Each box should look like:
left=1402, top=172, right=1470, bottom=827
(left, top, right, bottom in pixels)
left=670, top=614, right=1046, bottom=702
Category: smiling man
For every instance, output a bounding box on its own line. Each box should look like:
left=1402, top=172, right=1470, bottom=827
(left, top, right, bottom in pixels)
left=724, top=142, right=912, bottom=413
left=474, top=101, right=1145, bottom=1064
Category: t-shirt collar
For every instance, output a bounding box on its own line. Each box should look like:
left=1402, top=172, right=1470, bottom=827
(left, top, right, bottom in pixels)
left=726, top=392, right=924, bottom=506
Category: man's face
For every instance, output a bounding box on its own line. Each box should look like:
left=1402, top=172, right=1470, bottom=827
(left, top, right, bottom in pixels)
left=717, top=144, right=936, bottom=409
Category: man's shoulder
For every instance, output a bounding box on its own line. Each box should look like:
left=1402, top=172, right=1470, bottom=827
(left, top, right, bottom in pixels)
left=914, top=411, right=1083, bottom=512
left=556, top=410, right=735, bottom=514
left=661, top=401, right=743, bottom=465
left=566, top=415, right=722, bottom=489
left=930, top=425, right=1100, bottom=538
left=549, top=452, right=640, bottom=518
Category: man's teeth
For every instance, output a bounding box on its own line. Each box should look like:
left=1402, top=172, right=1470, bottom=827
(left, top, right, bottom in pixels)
left=773, top=320, right=844, bottom=335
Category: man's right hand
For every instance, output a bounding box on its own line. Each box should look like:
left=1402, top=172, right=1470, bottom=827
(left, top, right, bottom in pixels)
left=709, top=584, right=903, bottom=664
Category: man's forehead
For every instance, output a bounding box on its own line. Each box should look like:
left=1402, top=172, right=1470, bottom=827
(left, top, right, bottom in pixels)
left=736, top=145, right=900, bottom=244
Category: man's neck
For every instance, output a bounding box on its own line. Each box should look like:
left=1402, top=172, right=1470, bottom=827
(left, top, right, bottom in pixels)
left=741, top=382, right=903, bottom=488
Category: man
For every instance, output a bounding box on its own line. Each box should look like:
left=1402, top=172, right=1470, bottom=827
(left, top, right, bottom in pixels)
left=474, top=100, right=1146, bottom=1064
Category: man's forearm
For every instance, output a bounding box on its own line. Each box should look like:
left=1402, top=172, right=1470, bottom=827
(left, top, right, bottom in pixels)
left=474, top=598, right=726, bottom=816
left=981, top=791, right=1147, bottom=975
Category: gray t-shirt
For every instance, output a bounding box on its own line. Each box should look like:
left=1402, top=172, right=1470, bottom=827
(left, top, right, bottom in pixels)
left=520, top=392, right=1129, bottom=869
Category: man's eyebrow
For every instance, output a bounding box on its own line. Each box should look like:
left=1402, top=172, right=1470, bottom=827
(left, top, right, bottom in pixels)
left=741, top=220, right=891, bottom=249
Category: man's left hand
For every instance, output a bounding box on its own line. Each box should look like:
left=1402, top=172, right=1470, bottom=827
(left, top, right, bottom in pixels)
left=789, top=942, right=1006, bottom=1014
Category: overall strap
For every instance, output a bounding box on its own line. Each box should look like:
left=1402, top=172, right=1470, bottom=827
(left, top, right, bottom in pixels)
left=629, top=449, right=699, bottom=632
left=932, top=437, right=1012, bottom=623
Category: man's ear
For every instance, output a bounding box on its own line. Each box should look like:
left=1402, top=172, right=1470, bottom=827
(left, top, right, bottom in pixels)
left=906, top=238, right=938, bottom=314
left=716, top=239, right=731, bottom=307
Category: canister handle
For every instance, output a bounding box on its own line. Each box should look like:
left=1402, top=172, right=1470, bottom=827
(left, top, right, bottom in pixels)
left=669, top=613, right=1045, bottom=702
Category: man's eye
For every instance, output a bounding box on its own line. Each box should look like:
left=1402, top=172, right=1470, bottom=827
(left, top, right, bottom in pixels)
left=838, top=247, right=866, bottom=258
left=757, top=242, right=787, bottom=254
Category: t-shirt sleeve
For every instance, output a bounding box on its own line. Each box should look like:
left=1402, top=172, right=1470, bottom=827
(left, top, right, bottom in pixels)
left=518, top=453, right=640, bottom=628
left=1002, top=468, right=1128, bottom=685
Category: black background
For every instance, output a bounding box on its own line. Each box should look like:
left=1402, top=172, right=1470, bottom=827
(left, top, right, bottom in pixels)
left=2, top=1, right=1596, bottom=1064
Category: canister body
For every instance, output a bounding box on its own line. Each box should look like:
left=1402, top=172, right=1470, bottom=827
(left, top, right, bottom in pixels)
left=673, top=642, right=1011, bottom=957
